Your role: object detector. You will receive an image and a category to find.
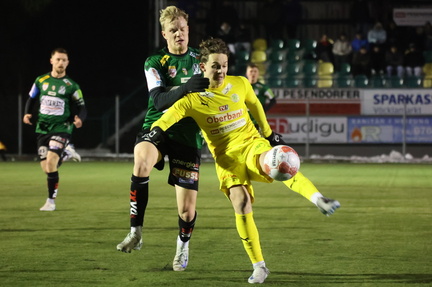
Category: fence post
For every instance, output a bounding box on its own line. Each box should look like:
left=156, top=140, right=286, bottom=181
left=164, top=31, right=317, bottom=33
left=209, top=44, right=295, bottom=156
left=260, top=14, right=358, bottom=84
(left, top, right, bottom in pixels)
left=115, top=95, right=120, bottom=157
left=402, top=96, right=407, bottom=156
left=18, top=94, right=22, bottom=156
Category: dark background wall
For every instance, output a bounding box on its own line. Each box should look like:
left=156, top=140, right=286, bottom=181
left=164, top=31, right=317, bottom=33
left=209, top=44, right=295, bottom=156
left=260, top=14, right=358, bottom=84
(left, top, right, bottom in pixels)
left=0, top=0, right=149, bottom=154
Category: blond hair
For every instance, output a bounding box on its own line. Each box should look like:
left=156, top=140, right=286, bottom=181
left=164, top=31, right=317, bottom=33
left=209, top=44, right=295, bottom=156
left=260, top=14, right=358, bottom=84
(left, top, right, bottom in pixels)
left=159, top=6, right=189, bottom=30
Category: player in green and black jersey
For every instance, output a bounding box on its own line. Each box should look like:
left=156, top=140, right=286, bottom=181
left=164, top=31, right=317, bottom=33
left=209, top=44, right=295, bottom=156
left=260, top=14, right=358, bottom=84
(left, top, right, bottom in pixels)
left=116, top=6, right=209, bottom=272
left=246, top=63, right=277, bottom=130
left=23, top=47, right=87, bottom=211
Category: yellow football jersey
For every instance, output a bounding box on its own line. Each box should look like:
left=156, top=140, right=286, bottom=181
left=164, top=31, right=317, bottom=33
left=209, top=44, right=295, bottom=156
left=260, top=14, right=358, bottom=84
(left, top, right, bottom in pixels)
left=152, top=75, right=272, bottom=158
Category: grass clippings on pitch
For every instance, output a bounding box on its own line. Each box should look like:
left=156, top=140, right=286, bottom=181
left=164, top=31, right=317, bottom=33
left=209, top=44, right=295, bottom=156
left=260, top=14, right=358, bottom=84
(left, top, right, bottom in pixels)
left=0, top=161, right=431, bottom=286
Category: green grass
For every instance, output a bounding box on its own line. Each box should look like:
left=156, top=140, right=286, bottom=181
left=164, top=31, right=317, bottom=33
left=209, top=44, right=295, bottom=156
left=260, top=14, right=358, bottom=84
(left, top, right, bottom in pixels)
left=0, top=161, right=431, bottom=286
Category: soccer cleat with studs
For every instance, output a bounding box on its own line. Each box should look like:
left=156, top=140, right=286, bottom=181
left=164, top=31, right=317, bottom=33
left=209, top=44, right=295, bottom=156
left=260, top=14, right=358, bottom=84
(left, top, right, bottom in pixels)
left=316, top=197, right=341, bottom=216
left=40, top=199, right=56, bottom=211
left=116, top=232, right=142, bottom=253
left=64, top=144, right=81, bottom=162
left=248, top=263, right=270, bottom=284
left=173, top=236, right=189, bottom=271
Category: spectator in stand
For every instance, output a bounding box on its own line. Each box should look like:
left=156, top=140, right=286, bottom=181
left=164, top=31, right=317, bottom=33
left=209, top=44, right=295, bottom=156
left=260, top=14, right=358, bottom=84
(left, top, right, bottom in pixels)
left=351, top=46, right=371, bottom=77
left=351, top=32, right=369, bottom=54
left=370, top=45, right=386, bottom=75
left=217, top=21, right=237, bottom=55
left=385, top=45, right=404, bottom=78
left=332, top=32, right=352, bottom=72
left=367, top=22, right=387, bottom=49
left=316, top=33, right=334, bottom=63
left=404, top=43, right=425, bottom=77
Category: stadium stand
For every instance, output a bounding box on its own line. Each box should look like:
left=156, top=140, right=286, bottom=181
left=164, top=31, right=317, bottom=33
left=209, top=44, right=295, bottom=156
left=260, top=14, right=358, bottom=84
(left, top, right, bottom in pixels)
left=317, top=61, right=334, bottom=88
left=354, top=74, right=369, bottom=88
left=252, top=38, right=268, bottom=51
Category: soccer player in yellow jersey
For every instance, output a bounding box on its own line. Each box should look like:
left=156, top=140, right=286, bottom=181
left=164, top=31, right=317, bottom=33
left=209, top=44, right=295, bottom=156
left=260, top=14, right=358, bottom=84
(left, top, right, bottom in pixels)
left=145, top=38, right=340, bottom=284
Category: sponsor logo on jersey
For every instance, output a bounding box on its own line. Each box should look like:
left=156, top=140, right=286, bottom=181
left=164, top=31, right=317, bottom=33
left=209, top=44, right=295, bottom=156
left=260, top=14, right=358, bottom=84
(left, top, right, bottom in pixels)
left=39, top=75, right=50, bottom=83
left=222, top=83, right=232, bottom=95
left=231, top=94, right=240, bottom=103
left=210, top=118, right=246, bottom=135
left=206, top=109, right=243, bottom=124
left=129, top=190, right=138, bottom=217
left=63, top=79, right=72, bottom=86
left=147, top=68, right=162, bottom=87
left=200, top=99, right=209, bottom=107
left=189, top=51, right=199, bottom=59
left=59, top=86, right=66, bottom=95
left=172, top=158, right=199, bottom=169
left=151, top=68, right=161, bottom=81
left=181, top=77, right=189, bottom=83
left=219, top=105, right=229, bottom=111
left=40, top=96, right=65, bottom=115
left=168, top=66, right=177, bottom=78
left=193, top=63, right=200, bottom=74
left=200, top=91, right=214, bottom=98
left=160, top=55, right=170, bottom=66
left=172, top=168, right=199, bottom=182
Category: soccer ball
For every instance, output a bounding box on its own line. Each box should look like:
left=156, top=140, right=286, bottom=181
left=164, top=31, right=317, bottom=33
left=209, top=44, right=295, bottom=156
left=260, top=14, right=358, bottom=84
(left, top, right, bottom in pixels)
left=263, top=145, right=300, bottom=181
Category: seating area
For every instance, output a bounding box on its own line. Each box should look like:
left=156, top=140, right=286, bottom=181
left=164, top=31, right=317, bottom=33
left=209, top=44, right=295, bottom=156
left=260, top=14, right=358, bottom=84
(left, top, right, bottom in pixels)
left=231, top=38, right=432, bottom=89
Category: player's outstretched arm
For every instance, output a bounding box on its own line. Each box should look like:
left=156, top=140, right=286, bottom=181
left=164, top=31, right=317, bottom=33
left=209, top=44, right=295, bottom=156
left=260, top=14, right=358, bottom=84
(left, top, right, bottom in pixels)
left=151, top=74, right=209, bottom=111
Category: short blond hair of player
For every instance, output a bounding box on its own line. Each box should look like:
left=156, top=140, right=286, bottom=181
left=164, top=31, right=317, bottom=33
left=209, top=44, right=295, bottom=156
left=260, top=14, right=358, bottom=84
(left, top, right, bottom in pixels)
left=149, top=38, right=340, bottom=284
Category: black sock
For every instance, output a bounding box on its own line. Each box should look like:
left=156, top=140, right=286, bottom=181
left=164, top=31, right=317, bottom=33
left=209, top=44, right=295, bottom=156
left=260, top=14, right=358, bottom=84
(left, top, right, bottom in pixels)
left=130, top=175, right=149, bottom=227
left=47, top=171, right=59, bottom=199
left=178, top=211, right=197, bottom=242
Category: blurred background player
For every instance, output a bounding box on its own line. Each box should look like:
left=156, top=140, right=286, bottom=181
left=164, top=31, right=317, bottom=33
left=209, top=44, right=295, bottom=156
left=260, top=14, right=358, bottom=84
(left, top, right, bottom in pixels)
left=149, top=38, right=341, bottom=284
left=23, top=47, right=86, bottom=211
left=0, top=139, right=7, bottom=161
left=245, top=63, right=277, bottom=130
left=115, top=6, right=209, bottom=273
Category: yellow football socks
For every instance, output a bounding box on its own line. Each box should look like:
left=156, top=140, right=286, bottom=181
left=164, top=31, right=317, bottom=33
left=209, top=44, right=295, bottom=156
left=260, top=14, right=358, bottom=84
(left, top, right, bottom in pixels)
left=235, top=212, right=264, bottom=264
left=283, top=171, right=323, bottom=204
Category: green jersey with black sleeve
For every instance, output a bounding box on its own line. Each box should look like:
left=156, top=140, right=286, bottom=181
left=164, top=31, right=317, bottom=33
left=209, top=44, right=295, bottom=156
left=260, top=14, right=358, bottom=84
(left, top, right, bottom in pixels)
left=251, top=82, right=277, bottom=110
left=26, top=73, right=86, bottom=135
left=249, top=81, right=277, bottom=126
left=143, top=47, right=203, bottom=149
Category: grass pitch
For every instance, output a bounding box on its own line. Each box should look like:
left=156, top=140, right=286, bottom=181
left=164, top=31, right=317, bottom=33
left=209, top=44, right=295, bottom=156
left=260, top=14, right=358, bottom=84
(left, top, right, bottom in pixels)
left=0, top=161, right=431, bottom=286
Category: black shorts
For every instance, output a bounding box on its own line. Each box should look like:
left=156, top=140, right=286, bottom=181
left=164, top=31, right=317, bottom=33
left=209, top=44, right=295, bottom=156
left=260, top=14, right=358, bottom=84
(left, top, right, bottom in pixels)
left=37, top=133, right=70, bottom=161
left=136, top=129, right=201, bottom=190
